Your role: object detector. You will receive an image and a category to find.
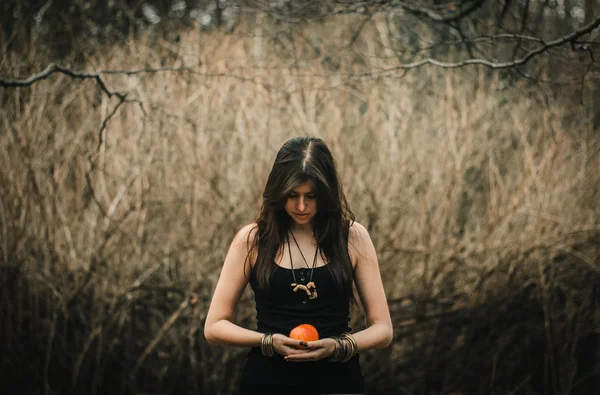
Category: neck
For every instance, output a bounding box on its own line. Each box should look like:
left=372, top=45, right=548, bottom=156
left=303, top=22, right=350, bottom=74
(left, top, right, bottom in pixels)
left=289, top=222, right=314, bottom=235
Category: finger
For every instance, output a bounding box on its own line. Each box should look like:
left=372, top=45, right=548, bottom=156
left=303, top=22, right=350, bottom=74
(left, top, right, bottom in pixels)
left=279, top=337, right=306, bottom=347
left=282, top=340, right=309, bottom=349
left=304, top=340, right=325, bottom=349
left=281, top=347, right=308, bottom=355
left=284, top=350, right=324, bottom=362
left=275, top=345, right=306, bottom=356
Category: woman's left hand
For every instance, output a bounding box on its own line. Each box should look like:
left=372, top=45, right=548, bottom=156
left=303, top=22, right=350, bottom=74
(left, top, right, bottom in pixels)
left=283, top=337, right=336, bottom=362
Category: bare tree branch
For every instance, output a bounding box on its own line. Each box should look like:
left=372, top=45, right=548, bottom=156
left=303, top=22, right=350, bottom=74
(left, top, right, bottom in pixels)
left=359, top=15, right=600, bottom=73
left=98, top=96, right=127, bottom=150
left=0, top=14, right=598, bottom=93
left=381, top=32, right=554, bottom=60
left=243, top=0, right=485, bottom=24
left=0, top=63, right=190, bottom=100
left=397, top=0, right=487, bottom=23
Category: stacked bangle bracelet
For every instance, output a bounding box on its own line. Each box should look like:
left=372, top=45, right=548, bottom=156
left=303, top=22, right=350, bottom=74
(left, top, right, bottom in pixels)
left=329, top=332, right=358, bottom=363
left=261, top=332, right=357, bottom=362
left=261, top=333, right=276, bottom=357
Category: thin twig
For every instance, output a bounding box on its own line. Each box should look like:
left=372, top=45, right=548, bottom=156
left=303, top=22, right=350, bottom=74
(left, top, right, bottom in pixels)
left=131, top=297, right=190, bottom=377
left=72, top=326, right=103, bottom=387
left=44, top=306, right=59, bottom=395
left=399, top=0, right=487, bottom=23
left=98, top=95, right=127, bottom=151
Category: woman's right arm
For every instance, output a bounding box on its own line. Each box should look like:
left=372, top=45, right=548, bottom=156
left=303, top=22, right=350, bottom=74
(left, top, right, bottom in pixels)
left=203, top=224, right=307, bottom=355
left=203, top=223, right=262, bottom=347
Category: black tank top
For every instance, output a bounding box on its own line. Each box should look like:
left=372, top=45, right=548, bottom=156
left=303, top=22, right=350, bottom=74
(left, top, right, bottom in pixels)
left=238, top=263, right=364, bottom=395
left=251, top=263, right=351, bottom=337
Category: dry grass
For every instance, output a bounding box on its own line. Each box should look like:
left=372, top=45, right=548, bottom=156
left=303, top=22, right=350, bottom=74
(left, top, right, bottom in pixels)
left=1, top=15, right=599, bottom=395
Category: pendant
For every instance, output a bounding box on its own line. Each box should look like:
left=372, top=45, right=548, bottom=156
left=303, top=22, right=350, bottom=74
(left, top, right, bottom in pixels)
left=290, top=281, right=318, bottom=300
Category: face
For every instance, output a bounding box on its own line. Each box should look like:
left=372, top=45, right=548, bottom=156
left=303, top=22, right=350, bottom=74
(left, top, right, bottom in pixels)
left=284, top=183, right=318, bottom=226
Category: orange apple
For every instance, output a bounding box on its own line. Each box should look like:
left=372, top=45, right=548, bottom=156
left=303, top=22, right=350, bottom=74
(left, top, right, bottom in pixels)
left=289, top=324, right=319, bottom=342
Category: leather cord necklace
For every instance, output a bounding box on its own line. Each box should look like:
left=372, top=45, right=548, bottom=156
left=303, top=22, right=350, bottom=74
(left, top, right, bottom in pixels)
left=288, top=231, right=319, bottom=300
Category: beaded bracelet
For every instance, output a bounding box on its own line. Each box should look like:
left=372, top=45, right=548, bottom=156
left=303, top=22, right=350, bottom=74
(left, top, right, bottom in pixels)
left=260, top=333, right=275, bottom=357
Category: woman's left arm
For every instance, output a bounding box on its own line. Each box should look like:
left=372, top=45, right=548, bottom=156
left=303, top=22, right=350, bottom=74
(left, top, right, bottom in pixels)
left=348, top=221, right=393, bottom=351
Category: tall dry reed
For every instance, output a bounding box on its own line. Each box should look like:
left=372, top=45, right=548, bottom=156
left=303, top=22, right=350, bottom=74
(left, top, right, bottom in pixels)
left=1, top=15, right=599, bottom=395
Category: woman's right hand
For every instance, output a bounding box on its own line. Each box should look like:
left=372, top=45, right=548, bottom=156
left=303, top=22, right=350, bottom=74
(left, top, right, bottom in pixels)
left=272, top=333, right=311, bottom=357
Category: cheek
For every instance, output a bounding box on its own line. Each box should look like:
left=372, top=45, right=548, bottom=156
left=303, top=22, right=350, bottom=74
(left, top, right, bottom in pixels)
left=284, top=199, right=294, bottom=213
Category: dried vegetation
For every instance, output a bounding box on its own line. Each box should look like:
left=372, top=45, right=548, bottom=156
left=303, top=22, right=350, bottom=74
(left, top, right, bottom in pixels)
left=1, top=15, right=599, bottom=395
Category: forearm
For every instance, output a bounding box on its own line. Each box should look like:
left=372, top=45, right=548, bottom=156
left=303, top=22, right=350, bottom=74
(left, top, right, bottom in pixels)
left=351, top=322, right=393, bottom=352
left=204, top=319, right=263, bottom=347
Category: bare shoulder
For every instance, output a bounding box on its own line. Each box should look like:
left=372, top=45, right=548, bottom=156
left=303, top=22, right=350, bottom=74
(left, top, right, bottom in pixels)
left=348, top=220, right=371, bottom=243
left=221, top=222, right=259, bottom=275
left=235, top=222, right=258, bottom=241
left=230, top=222, right=259, bottom=250
left=348, top=221, right=376, bottom=266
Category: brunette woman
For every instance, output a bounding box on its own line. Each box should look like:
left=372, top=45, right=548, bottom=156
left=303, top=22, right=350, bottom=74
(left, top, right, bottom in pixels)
left=204, top=136, right=393, bottom=395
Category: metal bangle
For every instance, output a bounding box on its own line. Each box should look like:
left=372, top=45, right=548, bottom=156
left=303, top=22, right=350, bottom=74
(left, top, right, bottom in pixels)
left=328, top=336, right=347, bottom=363
left=333, top=336, right=344, bottom=362
left=261, top=333, right=275, bottom=357
left=340, top=333, right=358, bottom=362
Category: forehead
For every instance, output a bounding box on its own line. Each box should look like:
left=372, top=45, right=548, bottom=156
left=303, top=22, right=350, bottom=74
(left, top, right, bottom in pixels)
left=290, top=182, right=314, bottom=194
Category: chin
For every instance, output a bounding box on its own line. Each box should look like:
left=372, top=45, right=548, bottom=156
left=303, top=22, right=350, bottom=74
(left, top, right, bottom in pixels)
left=293, top=216, right=313, bottom=224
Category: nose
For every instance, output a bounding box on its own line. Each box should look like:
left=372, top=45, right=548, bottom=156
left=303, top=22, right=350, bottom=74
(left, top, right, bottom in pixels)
left=297, top=197, right=306, bottom=212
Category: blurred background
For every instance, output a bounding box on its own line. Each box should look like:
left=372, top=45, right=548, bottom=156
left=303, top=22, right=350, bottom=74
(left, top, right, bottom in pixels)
left=1, top=1, right=599, bottom=394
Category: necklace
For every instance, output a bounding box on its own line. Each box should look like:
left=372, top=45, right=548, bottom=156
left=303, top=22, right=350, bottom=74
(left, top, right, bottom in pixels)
left=288, top=231, right=319, bottom=300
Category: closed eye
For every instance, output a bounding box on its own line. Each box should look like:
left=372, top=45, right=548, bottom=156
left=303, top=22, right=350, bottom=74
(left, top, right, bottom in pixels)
left=288, top=194, right=315, bottom=199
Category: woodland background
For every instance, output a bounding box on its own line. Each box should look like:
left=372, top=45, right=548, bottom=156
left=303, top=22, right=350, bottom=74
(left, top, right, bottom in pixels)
left=0, top=1, right=599, bottom=394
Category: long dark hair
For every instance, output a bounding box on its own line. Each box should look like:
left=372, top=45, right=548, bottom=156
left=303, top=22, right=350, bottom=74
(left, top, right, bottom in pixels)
left=247, top=136, right=355, bottom=297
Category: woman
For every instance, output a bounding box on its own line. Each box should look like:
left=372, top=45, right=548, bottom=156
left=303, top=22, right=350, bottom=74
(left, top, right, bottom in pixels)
left=204, top=136, right=393, bottom=395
